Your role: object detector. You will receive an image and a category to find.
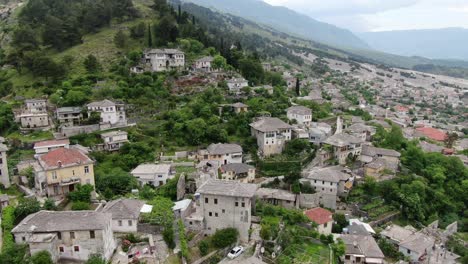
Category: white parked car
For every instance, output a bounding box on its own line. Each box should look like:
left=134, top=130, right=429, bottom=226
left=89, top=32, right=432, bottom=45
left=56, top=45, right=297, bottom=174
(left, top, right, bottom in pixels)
left=227, top=246, right=244, bottom=259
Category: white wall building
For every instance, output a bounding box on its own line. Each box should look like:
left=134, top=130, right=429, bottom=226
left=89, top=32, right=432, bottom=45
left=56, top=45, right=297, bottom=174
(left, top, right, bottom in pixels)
left=131, top=163, right=173, bottom=187
left=12, top=211, right=116, bottom=263
left=188, top=180, right=257, bottom=242
left=33, top=139, right=70, bottom=155
left=100, top=131, right=129, bottom=151
left=193, top=56, right=213, bottom=72
left=199, top=143, right=243, bottom=164
left=87, top=100, right=127, bottom=126
left=250, top=117, right=293, bottom=157
left=102, top=199, right=145, bottom=233
left=144, top=49, right=185, bottom=72
left=227, top=78, right=249, bottom=94
left=287, top=106, right=312, bottom=126
left=0, top=142, right=10, bottom=188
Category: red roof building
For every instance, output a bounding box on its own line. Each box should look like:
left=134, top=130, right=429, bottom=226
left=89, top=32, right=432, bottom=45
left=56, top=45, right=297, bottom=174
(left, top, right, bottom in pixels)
left=38, top=148, right=93, bottom=170
left=304, top=207, right=333, bottom=225
left=415, top=127, right=447, bottom=142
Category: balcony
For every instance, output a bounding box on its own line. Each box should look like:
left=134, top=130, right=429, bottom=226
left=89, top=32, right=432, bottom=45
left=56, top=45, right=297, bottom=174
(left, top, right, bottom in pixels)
left=59, top=177, right=81, bottom=186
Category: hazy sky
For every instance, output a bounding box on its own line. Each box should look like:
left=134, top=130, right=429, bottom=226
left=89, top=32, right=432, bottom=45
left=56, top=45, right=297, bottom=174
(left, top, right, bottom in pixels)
left=263, top=0, right=468, bottom=32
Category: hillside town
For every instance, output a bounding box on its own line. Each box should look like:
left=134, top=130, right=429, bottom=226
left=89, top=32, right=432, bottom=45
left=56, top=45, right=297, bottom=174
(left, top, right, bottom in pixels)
left=0, top=1, right=467, bottom=264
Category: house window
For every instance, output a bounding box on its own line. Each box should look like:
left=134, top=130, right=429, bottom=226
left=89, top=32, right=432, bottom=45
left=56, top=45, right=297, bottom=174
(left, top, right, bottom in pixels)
left=57, top=232, right=62, bottom=240
left=84, top=166, right=89, bottom=174
left=72, top=170, right=75, bottom=176
left=235, top=202, right=239, bottom=207
left=345, top=255, right=350, bottom=260
left=74, top=246, right=79, bottom=252
left=90, top=231, right=95, bottom=239
left=324, top=223, right=328, bottom=228
left=59, top=247, right=64, bottom=253
left=215, top=213, right=218, bottom=217
left=205, top=198, right=209, bottom=204
left=407, top=249, right=410, bottom=254
left=128, top=220, right=133, bottom=226
left=209, top=212, right=212, bottom=217
left=118, top=220, right=122, bottom=226
left=222, top=209, right=225, bottom=213
left=52, top=171, right=57, bottom=180
left=189, top=221, right=193, bottom=225
left=241, top=202, right=245, bottom=207
left=70, top=232, right=75, bottom=239
left=214, top=199, right=218, bottom=204
left=22, top=236, right=26, bottom=242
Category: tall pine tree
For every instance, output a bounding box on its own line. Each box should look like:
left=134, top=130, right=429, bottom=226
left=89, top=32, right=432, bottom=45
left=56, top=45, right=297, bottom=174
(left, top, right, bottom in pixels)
left=147, top=24, right=153, bottom=47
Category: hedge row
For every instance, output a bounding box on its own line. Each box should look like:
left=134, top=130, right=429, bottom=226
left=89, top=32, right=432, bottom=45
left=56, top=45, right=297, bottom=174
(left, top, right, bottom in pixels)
left=1, top=206, right=16, bottom=251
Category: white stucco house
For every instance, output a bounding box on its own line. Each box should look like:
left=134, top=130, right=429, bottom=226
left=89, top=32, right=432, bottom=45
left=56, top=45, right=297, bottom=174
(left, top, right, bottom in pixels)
left=102, top=199, right=145, bottom=233
left=86, top=100, right=127, bottom=126
left=287, top=106, right=312, bottom=126
left=250, top=117, right=293, bottom=157
left=131, top=163, right=173, bottom=187
left=143, top=49, right=185, bottom=72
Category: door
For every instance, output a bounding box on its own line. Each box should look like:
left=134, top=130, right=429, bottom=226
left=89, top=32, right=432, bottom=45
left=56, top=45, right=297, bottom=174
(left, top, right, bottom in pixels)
left=69, top=184, right=75, bottom=192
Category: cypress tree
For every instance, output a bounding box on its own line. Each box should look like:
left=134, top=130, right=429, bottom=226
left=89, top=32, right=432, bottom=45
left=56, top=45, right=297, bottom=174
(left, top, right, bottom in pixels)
left=147, top=24, right=152, bottom=47
left=178, top=5, right=181, bottom=23
left=295, top=77, right=300, bottom=96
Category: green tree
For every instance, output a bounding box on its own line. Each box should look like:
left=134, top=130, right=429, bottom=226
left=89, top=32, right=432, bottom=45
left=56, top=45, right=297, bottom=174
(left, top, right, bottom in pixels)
left=142, top=196, right=174, bottom=227
left=43, top=199, right=57, bottom=211
left=85, top=254, right=107, bottom=264
left=212, top=55, right=227, bottom=70
left=130, top=22, right=146, bottom=39
left=71, top=201, right=91, bottom=211
left=114, top=30, right=129, bottom=49
left=198, top=240, right=209, bottom=256
left=211, top=228, right=238, bottom=248
left=68, top=184, right=94, bottom=203
left=154, top=16, right=179, bottom=46
left=0, top=103, right=16, bottom=135
left=30, top=250, right=53, bottom=264
left=15, top=198, right=41, bottom=222
left=83, top=55, right=101, bottom=73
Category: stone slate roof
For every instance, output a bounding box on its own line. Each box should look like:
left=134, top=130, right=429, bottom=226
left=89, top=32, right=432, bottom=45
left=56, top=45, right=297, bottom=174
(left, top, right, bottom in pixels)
left=346, top=123, right=375, bottom=133
left=102, top=198, right=145, bottom=220
left=232, top=102, right=248, bottom=108
left=38, top=148, right=93, bottom=170
left=323, top=133, right=363, bottom=147
left=362, top=145, right=401, bottom=158
left=341, top=234, right=385, bottom=259
left=34, top=139, right=70, bottom=149
left=87, top=99, right=116, bottom=108
left=381, top=224, right=416, bottom=243
left=346, top=222, right=371, bottom=236
left=196, top=56, right=213, bottom=62
left=250, top=117, right=293, bottom=132
left=196, top=179, right=257, bottom=198
left=287, top=106, right=312, bottom=115
left=146, top=48, right=184, bottom=54
left=56, top=107, right=82, bottom=114
left=302, top=166, right=352, bottom=183
left=399, top=232, right=435, bottom=254
left=131, top=164, right=171, bottom=175
left=207, top=143, right=242, bottom=155
left=101, top=130, right=128, bottom=138
left=221, top=163, right=253, bottom=175
left=256, top=188, right=296, bottom=201
left=12, top=211, right=111, bottom=233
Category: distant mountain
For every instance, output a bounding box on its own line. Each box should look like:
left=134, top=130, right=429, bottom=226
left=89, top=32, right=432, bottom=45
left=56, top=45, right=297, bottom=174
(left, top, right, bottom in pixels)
left=359, top=28, right=468, bottom=61
left=183, top=0, right=369, bottom=50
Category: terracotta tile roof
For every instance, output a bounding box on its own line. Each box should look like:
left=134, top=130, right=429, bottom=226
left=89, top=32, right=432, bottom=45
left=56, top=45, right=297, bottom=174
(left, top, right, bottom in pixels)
left=38, top=148, right=93, bottom=170
left=304, top=207, right=333, bottom=225
left=415, top=127, right=447, bottom=141
left=34, top=139, right=70, bottom=148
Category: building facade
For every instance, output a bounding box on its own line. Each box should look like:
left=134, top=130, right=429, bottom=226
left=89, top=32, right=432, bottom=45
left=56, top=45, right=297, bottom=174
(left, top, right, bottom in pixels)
left=100, top=131, right=129, bottom=151
left=0, top=143, right=10, bottom=188
left=36, top=148, right=95, bottom=198
left=199, top=143, right=243, bottom=164
left=144, top=49, right=185, bottom=72
left=287, top=106, right=312, bottom=126
left=131, top=163, right=172, bottom=187
left=12, top=211, right=116, bottom=262
left=87, top=100, right=127, bottom=126
left=250, top=117, right=293, bottom=157
left=102, top=199, right=145, bottom=233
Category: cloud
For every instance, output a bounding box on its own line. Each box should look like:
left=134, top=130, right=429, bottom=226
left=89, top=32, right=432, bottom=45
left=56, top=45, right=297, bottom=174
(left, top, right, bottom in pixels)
left=263, top=0, right=468, bottom=32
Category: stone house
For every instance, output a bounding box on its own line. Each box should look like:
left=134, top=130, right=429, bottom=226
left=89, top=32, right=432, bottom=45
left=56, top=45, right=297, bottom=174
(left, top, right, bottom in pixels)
left=300, top=165, right=354, bottom=198
left=304, top=207, right=333, bottom=235
left=0, top=194, right=9, bottom=211
left=198, top=143, right=243, bottom=165
left=361, top=145, right=401, bottom=175
left=35, top=148, right=95, bottom=199
left=100, top=130, right=129, bottom=151
left=0, top=142, right=10, bottom=188
left=340, top=234, right=385, bottom=264
left=102, top=198, right=145, bottom=233
left=287, top=106, right=312, bottom=126
left=322, top=133, right=363, bottom=165
left=56, top=107, right=83, bottom=127
left=172, top=199, right=193, bottom=219
left=12, top=210, right=116, bottom=262
left=308, top=127, right=329, bottom=145
left=255, top=188, right=297, bottom=209
left=131, top=163, right=173, bottom=187
left=33, top=139, right=70, bottom=155
left=227, top=78, right=249, bottom=94
left=25, top=99, right=47, bottom=112
left=193, top=56, right=213, bottom=72
left=187, top=179, right=257, bottom=242
left=232, top=102, right=249, bottom=114
left=398, top=232, right=435, bottom=262
left=18, top=112, right=49, bottom=129
left=86, top=100, right=127, bottom=126
left=143, top=49, right=185, bottom=72
left=345, top=123, right=376, bottom=142
left=220, top=163, right=256, bottom=183
left=250, top=117, right=293, bottom=157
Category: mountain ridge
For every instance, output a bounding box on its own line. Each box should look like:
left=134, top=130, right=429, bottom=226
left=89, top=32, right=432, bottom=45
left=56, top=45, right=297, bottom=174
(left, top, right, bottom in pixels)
left=358, top=27, right=468, bottom=61
left=183, top=0, right=370, bottom=50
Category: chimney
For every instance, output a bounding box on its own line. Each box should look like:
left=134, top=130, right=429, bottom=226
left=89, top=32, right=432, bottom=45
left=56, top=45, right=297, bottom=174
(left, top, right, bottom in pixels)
left=57, top=161, right=62, bottom=168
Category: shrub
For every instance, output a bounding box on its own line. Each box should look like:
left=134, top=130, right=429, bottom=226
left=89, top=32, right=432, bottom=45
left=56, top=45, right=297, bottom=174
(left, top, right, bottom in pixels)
left=30, top=250, right=53, bottom=264
left=199, top=240, right=209, bottom=256
left=71, top=201, right=91, bottom=211
left=163, top=227, right=175, bottom=249
left=2, top=206, right=16, bottom=251
left=211, top=228, right=238, bottom=248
